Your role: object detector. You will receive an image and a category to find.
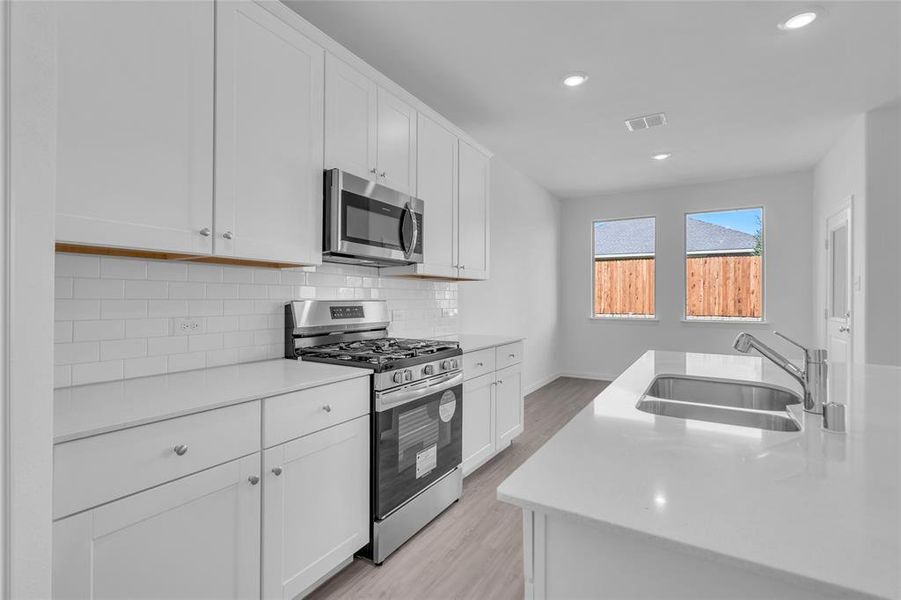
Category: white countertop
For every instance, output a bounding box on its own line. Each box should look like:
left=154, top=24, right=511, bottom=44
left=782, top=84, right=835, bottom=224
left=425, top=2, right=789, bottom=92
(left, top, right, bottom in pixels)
left=54, top=359, right=370, bottom=444
left=497, top=350, right=900, bottom=600
left=441, top=333, right=523, bottom=353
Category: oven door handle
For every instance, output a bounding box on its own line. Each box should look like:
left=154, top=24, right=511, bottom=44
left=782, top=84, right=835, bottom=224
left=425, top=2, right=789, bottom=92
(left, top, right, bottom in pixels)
left=375, top=372, right=463, bottom=412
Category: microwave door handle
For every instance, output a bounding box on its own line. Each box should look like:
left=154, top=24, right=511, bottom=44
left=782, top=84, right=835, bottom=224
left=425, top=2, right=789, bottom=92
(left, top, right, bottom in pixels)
left=402, top=202, right=418, bottom=260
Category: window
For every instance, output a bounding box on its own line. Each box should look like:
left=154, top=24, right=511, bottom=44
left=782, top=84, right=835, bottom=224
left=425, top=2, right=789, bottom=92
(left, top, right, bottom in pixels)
left=685, top=208, right=763, bottom=320
left=592, top=217, right=655, bottom=318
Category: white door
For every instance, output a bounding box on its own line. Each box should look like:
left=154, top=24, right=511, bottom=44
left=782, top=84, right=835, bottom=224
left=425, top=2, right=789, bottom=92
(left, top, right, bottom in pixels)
left=376, top=87, right=417, bottom=195
left=416, top=113, right=459, bottom=278
left=457, top=140, right=490, bottom=280
left=262, top=416, right=369, bottom=600
left=496, top=363, right=524, bottom=448
left=826, top=204, right=853, bottom=403
left=324, top=53, right=377, bottom=181
left=53, top=0, right=214, bottom=255
left=215, top=0, right=324, bottom=265
left=462, top=373, right=495, bottom=477
left=52, top=454, right=261, bottom=600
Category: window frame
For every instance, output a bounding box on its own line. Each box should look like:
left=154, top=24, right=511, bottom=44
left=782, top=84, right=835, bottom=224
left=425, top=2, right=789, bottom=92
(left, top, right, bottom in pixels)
left=682, top=206, right=766, bottom=323
left=589, top=214, right=658, bottom=321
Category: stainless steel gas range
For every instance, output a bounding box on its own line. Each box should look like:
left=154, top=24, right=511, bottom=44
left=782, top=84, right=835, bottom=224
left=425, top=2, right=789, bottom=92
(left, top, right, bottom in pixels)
left=285, top=300, right=463, bottom=564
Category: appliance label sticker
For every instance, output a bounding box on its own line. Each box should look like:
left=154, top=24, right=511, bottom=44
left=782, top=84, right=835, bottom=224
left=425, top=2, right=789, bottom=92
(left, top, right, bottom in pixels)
left=438, top=390, right=457, bottom=423
left=416, top=444, right=437, bottom=479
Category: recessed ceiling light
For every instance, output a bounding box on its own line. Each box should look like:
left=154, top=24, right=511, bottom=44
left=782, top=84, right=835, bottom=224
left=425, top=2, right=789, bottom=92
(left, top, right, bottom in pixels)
left=562, top=72, right=589, bottom=87
left=652, top=152, right=672, bottom=161
left=779, top=9, right=819, bottom=30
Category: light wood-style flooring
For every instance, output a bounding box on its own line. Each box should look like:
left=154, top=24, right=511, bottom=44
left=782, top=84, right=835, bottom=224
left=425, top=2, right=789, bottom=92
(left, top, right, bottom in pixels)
left=308, top=377, right=609, bottom=600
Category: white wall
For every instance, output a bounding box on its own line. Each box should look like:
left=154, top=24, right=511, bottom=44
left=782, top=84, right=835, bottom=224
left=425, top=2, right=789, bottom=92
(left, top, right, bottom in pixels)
left=54, top=258, right=459, bottom=386
left=560, top=170, right=814, bottom=379
left=863, top=104, right=901, bottom=366
left=812, top=115, right=867, bottom=364
left=459, top=157, right=562, bottom=393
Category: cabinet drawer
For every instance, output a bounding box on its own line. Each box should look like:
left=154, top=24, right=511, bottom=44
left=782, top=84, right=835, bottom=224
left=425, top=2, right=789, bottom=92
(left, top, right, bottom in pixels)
left=463, top=348, right=495, bottom=381
left=263, top=376, right=370, bottom=448
left=496, top=341, right=524, bottom=370
left=53, top=400, right=261, bottom=520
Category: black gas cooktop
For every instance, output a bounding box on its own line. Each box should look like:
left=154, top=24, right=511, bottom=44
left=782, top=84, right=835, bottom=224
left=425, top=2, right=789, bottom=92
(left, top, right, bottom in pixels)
left=299, top=337, right=461, bottom=372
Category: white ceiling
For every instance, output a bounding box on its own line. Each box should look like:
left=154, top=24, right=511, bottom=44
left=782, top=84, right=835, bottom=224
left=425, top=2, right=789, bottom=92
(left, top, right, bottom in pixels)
left=286, top=1, right=901, bottom=199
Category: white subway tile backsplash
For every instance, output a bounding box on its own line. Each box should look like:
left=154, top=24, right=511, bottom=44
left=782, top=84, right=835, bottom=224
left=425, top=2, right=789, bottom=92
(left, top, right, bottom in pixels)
left=73, top=319, right=125, bottom=342
left=54, top=254, right=458, bottom=387
left=74, top=278, right=125, bottom=299
left=100, top=338, right=147, bottom=360
left=125, top=280, right=168, bottom=299
left=56, top=254, right=100, bottom=278
left=100, top=257, right=147, bottom=279
left=72, top=360, right=123, bottom=385
left=101, top=299, right=147, bottom=319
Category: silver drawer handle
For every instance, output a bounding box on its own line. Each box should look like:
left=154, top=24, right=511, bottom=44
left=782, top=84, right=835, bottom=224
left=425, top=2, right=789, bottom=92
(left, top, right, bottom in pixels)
left=508, top=353, right=516, bottom=358
left=222, top=230, right=234, bottom=240
left=379, top=171, right=387, bottom=178
left=173, top=444, right=188, bottom=456
left=272, top=467, right=283, bottom=476
left=476, top=362, right=484, bottom=367
left=322, top=404, right=332, bottom=413
left=498, top=379, right=504, bottom=385
left=248, top=475, right=260, bottom=486
left=839, top=326, right=851, bottom=333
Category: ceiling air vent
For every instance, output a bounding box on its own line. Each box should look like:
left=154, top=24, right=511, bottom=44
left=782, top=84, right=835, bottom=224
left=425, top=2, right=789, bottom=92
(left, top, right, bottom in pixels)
left=625, top=112, right=667, bottom=132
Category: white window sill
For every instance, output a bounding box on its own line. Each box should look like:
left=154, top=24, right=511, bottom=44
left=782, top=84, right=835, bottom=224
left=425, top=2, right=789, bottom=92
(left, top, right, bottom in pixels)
left=589, top=316, right=659, bottom=323
left=680, top=318, right=769, bottom=325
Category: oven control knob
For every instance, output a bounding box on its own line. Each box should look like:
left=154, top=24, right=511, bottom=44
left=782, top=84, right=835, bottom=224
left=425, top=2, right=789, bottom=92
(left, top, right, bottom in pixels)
left=393, top=371, right=404, bottom=384
left=441, top=360, right=450, bottom=370
left=404, top=369, right=413, bottom=381
left=450, top=359, right=459, bottom=370
left=422, top=364, right=435, bottom=376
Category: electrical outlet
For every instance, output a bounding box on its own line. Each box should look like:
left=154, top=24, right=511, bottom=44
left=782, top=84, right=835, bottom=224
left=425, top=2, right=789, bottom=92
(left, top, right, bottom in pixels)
left=174, top=318, right=202, bottom=334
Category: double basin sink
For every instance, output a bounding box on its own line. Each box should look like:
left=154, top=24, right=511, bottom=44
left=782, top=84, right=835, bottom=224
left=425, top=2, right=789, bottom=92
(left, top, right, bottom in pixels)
left=637, top=375, right=802, bottom=431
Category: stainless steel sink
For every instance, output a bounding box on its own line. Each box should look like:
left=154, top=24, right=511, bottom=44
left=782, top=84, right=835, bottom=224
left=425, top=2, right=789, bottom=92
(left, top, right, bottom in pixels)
left=637, top=375, right=802, bottom=432
left=646, top=375, right=801, bottom=411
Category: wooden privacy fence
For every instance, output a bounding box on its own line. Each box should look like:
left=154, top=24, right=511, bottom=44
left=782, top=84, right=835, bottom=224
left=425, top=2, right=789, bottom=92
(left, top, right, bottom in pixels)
left=594, top=254, right=762, bottom=318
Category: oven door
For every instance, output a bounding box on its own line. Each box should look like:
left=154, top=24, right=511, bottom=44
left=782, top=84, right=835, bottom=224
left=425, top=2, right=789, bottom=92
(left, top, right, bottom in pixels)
left=373, top=372, right=463, bottom=520
left=325, top=168, right=423, bottom=264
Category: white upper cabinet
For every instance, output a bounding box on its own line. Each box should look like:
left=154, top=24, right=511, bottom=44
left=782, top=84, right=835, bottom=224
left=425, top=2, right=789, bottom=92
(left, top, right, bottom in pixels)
left=376, top=87, right=417, bottom=195
left=215, top=0, right=324, bottom=265
left=458, top=140, right=491, bottom=280
left=324, top=53, right=377, bottom=181
left=324, top=54, right=417, bottom=194
left=53, top=0, right=215, bottom=255
left=415, top=113, right=458, bottom=278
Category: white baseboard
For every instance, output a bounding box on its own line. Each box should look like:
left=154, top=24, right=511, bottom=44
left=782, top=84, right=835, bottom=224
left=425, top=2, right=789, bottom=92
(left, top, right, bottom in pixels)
left=558, top=371, right=618, bottom=383
left=524, top=372, right=562, bottom=396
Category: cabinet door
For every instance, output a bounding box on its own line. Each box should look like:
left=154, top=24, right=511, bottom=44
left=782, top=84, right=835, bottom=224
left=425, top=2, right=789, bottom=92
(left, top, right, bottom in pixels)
left=462, top=373, right=495, bottom=477
left=496, top=363, right=524, bottom=448
left=416, top=113, right=458, bottom=278
left=215, top=1, right=324, bottom=265
left=324, top=53, right=377, bottom=181
left=376, top=87, right=417, bottom=195
left=262, top=416, right=369, bottom=600
left=458, top=140, right=490, bottom=280
left=54, top=0, right=214, bottom=255
left=53, top=454, right=261, bottom=600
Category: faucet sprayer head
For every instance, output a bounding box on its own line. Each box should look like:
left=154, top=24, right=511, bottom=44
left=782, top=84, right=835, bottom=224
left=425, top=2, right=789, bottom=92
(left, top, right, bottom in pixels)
left=733, top=333, right=752, bottom=353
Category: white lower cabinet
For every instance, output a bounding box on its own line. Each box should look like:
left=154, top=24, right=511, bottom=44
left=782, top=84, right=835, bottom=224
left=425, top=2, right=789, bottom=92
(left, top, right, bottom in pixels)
left=53, top=454, right=261, bottom=600
left=461, top=341, right=524, bottom=477
left=262, top=415, right=370, bottom=600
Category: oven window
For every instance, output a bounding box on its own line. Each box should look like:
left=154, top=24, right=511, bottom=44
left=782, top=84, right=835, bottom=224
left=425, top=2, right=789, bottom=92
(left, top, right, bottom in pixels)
left=374, top=383, right=463, bottom=519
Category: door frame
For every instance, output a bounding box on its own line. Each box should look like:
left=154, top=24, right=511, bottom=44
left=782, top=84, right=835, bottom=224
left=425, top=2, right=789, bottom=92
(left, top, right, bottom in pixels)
left=825, top=199, right=853, bottom=365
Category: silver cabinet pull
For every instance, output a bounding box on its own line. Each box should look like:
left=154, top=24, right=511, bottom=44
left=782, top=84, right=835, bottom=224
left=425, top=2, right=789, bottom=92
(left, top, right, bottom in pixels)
left=173, top=444, right=188, bottom=456
left=222, top=231, right=234, bottom=240
left=498, top=379, right=504, bottom=385
left=248, top=475, right=260, bottom=486
left=322, top=404, right=332, bottom=413
left=379, top=171, right=386, bottom=178
left=839, top=326, right=851, bottom=333
left=369, top=168, right=378, bottom=175
left=475, top=362, right=484, bottom=367
left=199, top=227, right=211, bottom=237
left=272, top=467, right=283, bottom=476
left=509, top=353, right=516, bottom=358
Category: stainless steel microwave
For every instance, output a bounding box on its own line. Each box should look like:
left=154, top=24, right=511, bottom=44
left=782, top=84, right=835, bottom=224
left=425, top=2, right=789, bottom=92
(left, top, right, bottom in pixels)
left=323, top=169, right=424, bottom=266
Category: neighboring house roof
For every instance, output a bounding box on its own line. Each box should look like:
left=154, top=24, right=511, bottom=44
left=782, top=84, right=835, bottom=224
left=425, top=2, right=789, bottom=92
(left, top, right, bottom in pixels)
left=594, top=217, right=757, bottom=256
